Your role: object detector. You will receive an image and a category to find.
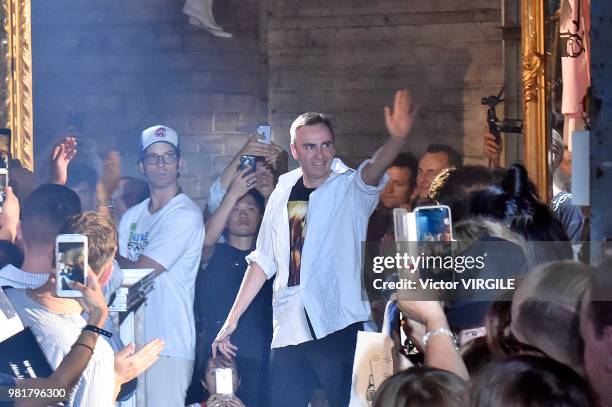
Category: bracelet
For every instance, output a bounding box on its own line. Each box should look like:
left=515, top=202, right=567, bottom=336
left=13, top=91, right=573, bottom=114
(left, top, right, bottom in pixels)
left=83, top=325, right=113, bottom=338
left=74, top=342, right=95, bottom=353
left=96, top=203, right=115, bottom=210
left=422, top=327, right=458, bottom=350
left=96, top=200, right=115, bottom=210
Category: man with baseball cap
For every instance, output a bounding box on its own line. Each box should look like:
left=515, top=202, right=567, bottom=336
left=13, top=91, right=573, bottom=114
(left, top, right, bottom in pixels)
left=117, top=125, right=205, bottom=406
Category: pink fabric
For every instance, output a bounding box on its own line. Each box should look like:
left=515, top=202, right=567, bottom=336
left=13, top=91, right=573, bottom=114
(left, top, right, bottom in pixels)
left=560, top=0, right=591, bottom=116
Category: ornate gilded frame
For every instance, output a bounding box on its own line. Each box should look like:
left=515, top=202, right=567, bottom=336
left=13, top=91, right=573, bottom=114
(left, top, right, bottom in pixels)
left=1, top=0, right=33, bottom=171
left=521, top=0, right=549, bottom=199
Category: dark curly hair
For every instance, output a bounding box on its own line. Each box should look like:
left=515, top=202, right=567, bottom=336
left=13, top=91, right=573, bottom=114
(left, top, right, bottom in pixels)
left=468, top=164, right=572, bottom=264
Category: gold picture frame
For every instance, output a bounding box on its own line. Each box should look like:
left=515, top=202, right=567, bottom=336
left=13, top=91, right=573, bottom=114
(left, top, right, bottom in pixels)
left=1, top=0, right=34, bottom=171
left=521, top=0, right=549, bottom=200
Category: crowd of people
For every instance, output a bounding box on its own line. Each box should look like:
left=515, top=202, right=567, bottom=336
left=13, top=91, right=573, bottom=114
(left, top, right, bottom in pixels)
left=0, top=88, right=609, bottom=407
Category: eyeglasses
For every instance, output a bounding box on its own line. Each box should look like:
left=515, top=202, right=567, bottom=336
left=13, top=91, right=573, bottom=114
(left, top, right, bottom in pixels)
left=142, top=153, right=177, bottom=166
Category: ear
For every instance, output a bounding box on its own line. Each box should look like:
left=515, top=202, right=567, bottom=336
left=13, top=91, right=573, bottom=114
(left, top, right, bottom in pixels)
left=97, top=259, right=114, bottom=286
left=15, top=221, right=22, bottom=243
left=290, top=143, right=298, bottom=160
left=138, top=160, right=145, bottom=175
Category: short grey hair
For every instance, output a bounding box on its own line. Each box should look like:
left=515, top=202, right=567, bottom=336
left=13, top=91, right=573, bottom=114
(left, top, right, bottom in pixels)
left=289, top=112, right=334, bottom=145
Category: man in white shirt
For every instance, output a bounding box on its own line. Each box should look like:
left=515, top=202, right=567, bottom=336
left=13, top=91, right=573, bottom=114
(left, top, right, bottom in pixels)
left=117, top=125, right=205, bottom=406
left=213, top=90, right=416, bottom=406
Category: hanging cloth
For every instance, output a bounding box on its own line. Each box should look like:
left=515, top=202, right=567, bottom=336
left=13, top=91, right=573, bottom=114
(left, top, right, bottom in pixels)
left=183, top=0, right=232, bottom=38
left=560, top=0, right=590, bottom=117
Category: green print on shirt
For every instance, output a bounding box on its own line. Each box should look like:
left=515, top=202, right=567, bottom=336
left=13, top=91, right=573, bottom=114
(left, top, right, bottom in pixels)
left=127, top=222, right=150, bottom=260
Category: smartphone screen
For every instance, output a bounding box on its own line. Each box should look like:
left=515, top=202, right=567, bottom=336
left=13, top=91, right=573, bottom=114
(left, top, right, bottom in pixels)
left=0, top=153, right=7, bottom=170
left=415, top=206, right=453, bottom=242
left=256, top=125, right=271, bottom=144
left=215, top=368, right=233, bottom=394
left=0, top=128, right=10, bottom=163
left=240, top=155, right=263, bottom=173
left=414, top=206, right=453, bottom=279
left=0, top=169, right=7, bottom=204
left=56, top=237, right=87, bottom=297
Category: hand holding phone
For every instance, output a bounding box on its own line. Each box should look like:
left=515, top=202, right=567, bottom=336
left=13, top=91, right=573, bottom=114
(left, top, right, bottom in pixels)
left=56, top=272, right=109, bottom=327
left=55, top=234, right=88, bottom=298
left=0, top=187, right=20, bottom=240
left=227, top=168, right=257, bottom=200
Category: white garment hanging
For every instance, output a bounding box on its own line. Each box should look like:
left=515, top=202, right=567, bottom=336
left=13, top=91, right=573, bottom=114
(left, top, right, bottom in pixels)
left=183, top=0, right=232, bottom=38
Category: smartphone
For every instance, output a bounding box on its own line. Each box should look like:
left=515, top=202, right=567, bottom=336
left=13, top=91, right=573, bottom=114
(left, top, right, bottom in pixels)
left=414, top=205, right=453, bottom=242
left=0, top=168, right=8, bottom=205
left=240, top=154, right=261, bottom=173
left=55, top=234, right=88, bottom=298
left=215, top=367, right=233, bottom=395
left=256, top=125, right=271, bottom=144
left=414, top=205, right=453, bottom=281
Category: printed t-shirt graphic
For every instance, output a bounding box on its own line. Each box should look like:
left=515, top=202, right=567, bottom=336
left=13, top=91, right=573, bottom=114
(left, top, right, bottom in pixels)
left=287, top=177, right=315, bottom=287
left=127, top=222, right=150, bottom=260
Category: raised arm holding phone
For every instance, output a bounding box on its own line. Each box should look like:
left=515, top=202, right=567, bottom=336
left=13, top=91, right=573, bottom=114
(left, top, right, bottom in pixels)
left=205, top=134, right=285, bottom=219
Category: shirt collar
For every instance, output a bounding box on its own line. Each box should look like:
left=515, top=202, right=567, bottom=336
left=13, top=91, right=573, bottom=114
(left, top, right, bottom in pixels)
left=0, top=264, right=49, bottom=289
left=278, top=158, right=353, bottom=188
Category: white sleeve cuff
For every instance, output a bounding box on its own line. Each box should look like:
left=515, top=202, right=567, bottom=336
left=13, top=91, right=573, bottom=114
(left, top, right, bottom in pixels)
left=354, top=159, right=389, bottom=194
left=245, top=250, right=277, bottom=280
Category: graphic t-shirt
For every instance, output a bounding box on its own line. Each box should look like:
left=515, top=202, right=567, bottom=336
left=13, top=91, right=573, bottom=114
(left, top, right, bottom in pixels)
left=287, top=177, right=315, bottom=287
left=118, top=193, right=204, bottom=360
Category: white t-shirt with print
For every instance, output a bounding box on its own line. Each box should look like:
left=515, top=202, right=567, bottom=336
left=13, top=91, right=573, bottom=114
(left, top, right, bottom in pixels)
left=118, top=193, right=204, bottom=360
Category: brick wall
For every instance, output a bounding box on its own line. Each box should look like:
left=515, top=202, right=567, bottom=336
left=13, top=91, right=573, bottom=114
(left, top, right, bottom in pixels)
left=32, top=0, right=267, bottom=207
left=265, top=0, right=504, bottom=167
left=32, top=0, right=504, bottom=207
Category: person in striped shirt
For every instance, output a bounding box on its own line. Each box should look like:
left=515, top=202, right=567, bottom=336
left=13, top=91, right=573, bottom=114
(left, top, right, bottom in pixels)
left=6, top=212, right=127, bottom=406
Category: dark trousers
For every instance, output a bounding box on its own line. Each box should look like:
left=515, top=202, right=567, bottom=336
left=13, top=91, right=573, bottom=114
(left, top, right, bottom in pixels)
left=268, top=323, right=361, bottom=407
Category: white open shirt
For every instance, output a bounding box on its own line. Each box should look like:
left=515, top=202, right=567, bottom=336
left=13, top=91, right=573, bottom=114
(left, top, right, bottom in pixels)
left=246, top=158, right=386, bottom=348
